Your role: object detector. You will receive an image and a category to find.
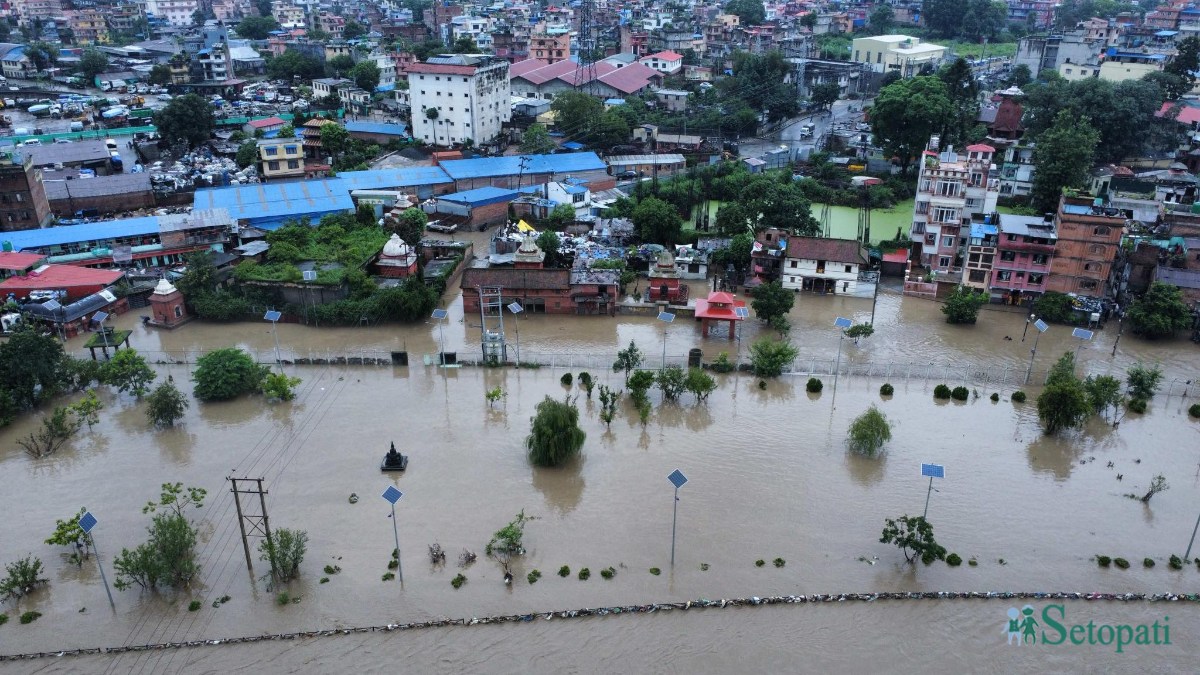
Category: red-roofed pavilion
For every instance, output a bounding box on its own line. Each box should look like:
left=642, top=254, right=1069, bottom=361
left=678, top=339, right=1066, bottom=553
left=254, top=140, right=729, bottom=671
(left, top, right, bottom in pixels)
left=694, top=291, right=746, bottom=339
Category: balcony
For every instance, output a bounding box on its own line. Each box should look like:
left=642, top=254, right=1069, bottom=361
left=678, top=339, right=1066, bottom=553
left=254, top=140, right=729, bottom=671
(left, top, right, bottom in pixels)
left=1000, top=239, right=1055, bottom=254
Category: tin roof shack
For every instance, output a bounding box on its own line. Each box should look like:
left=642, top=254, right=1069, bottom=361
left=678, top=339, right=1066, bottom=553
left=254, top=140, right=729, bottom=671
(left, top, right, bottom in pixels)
left=1047, top=194, right=1127, bottom=298
left=674, top=245, right=710, bottom=280
left=20, top=288, right=128, bottom=338
left=345, top=121, right=410, bottom=145
left=431, top=186, right=519, bottom=231
left=0, top=264, right=123, bottom=301
left=440, top=153, right=613, bottom=191
left=43, top=172, right=155, bottom=218
left=24, top=140, right=115, bottom=176
left=0, top=250, right=47, bottom=279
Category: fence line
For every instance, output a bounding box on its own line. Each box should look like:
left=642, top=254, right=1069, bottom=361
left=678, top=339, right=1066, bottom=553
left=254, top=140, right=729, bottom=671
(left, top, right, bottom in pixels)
left=111, top=348, right=1200, bottom=399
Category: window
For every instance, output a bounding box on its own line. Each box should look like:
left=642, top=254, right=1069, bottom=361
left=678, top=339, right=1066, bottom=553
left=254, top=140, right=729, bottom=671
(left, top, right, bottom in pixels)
left=1083, top=262, right=1101, bottom=272
left=969, top=270, right=985, bottom=282
left=941, top=236, right=955, bottom=248
left=287, top=160, right=299, bottom=169
left=1093, top=226, right=1110, bottom=236
left=174, top=305, right=183, bottom=318
left=1000, top=251, right=1016, bottom=262
left=284, top=145, right=297, bottom=154
left=1089, top=244, right=1105, bottom=254
left=969, top=253, right=980, bottom=263
left=939, top=256, right=951, bottom=268
left=264, top=146, right=278, bottom=156
left=912, top=222, right=926, bottom=234
left=1080, top=279, right=1098, bottom=290
left=1028, top=273, right=1044, bottom=284
left=969, top=173, right=982, bottom=186
left=267, top=161, right=279, bottom=171
left=844, top=265, right=853, bottom=273
left=1032, top=254, right=1048, bottom=265
left=936, top=181, right=958, bottom=197
left=915, top=201, right=928, bottom=214
left=789, top=260, right=797, bottom=268
left=933, top=207, right=958, bottom=223
left=925, top=234, right=936, bottom=246
left=14, top=193, right=22, bottom=202
left=876, top=53, right=882, bottom=64
left=997, top=271, right=1012, bottom=281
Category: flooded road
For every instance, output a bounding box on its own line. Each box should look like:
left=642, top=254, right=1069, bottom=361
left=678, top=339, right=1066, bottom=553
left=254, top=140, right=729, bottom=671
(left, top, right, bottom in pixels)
left=1, top=279, right=1199, bottom=671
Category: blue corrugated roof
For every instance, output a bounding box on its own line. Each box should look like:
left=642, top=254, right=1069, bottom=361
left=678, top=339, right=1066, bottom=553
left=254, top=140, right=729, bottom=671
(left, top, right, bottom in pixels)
left=440, top=152, right=606, bottom=180
left=192, top=181, right=354, bottom=229
left=561, top=141, right=584, bottom=150
left=335, top=166, right=452, bottom=189
left=344, top=121, right=409, bottom=136
left=970, top=223, right=997, bottom=238
left=564, top=185, right=588, bottom=194
left=2, top=216, right=160, bottom=251
left=440, top=186, right=518, bottom=206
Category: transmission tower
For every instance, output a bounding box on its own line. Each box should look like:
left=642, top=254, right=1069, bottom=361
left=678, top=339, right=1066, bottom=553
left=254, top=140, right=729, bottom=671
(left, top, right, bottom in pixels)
left=574, top=0, right=597, bottom=92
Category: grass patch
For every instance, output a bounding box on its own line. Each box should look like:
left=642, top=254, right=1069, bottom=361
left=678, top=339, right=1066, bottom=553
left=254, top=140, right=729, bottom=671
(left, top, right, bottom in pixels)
left=451, top=573, right=466, bottom=589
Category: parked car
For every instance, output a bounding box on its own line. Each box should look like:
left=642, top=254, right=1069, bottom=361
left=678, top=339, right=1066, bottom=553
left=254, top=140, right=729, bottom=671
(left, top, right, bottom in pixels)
left=615, top=170, right=638, bottom=180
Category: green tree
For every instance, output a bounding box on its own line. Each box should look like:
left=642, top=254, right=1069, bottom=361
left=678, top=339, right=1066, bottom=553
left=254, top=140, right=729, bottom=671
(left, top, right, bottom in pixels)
left=1005, top=64, right=1032, bottom=88
left=0, top=556, right=48, bottom=600
left=551, top=91, right=604, bottom=141
left=192, top=348, right=269, bottom=401
left=612, top=340, right=644, bottom=385
left=725, top=0, right=765, bottom=26
left=306, top=27, right=330, bottom=43
left=1126, top=362, right=1163, bottom=400
left=341, top=19, right=367, bottom=40
left=349, top=60, right=381, bottom=92
left=0, top=326, right=67, bottom=412
left=520, top=123, right=557, bottom=154
left=262, top=372, right=302, bottom=401
left=259, top=528, right=307, bottom=582
left=1037, top=353, right=1090, bottom=434
left=25, top=41, right=57, bottom=73
left=236, top=15, right=280, bottom=39
left=632, top=196, right=682, bottom=245
left=1164, top=35, right=1200, bottom=93
left=450, top=35, right=479, bottom=53
left=536, top=229, right=565, bottom=268
left=100, top=345, right=156, bottom=393
left=67, top=390, right=101, bottom=430
left=847, top=405, right=892, bottom=457
left=749, top=337, right=798, bottom=377
left=715, top=202, right=751, bottom=236
left=751, top=281, right=795, bottom=324
left=78, top=48, right=109, bottom=81
left=656, top=365, right=687, bottom=401
left=1031, top=291, right=1075, bottom=323
left=941, top=286, right=988, bottom=324
left=148, top=64, right=173, bottom=86
left=390, top=207, right=426, bottom=244
left=880, top=516, right=946, bottom=564
left=525, top=396, right=586, bottom=467
left=45, top=507, right=93, bottom=566
left=267, top=49, right=325, bottom=80
left=320, top=124, right=351, bottom=161
left=1143, top=71, right=1191, bottom=101
left=810, top=82, right=840, bottom=110
left=922, top=0, right=965, bottom=36
left=938, top=58, right=980, bottom=148
left=1031, top=110, right=1100, bottom=214
left=545, top=203, right=576, bottom=230
left=1125, top=281, right=1192, bottom=339
left=278, top=124, right=295, bottom=138
left=868, top=4, right=894, bottom=33
left=146, top=375, right=189, bottom=427
left=113, top=483, right=206, bottom=590
left=156, top=93, right=216, bottom=149
left=18, top=406, right=82, bottom=458
left=235, top=140, right=259, bottom=169
left=683, top=368, right=717, bottom=402
left=326, top=54, right=356, bottom=75
left=1083, top=374, right=1124, bottom=420
left=871, top=76, right=954, bottom=174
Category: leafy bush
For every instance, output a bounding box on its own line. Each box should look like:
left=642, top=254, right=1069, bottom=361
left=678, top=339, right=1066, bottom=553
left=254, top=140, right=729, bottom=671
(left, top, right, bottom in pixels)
left=879, top=383, right=894, bottom=396
left=933, top=384, right=952, bottom=399
left=946, top=553, right=962, bottom=566
left=1126, top=363, right=1163, bottom=400
left=0, top=613, right=7, bottom=626
left=600, top=566, right=615, bottom=579
left=1097, top=555, right=1112, bottom=567
left=577, top=567, right=591, bottom=580
left=451, top=573, right=466, bottom=589
left=684, top=368, right=717, bottom=402
left=0, top=556, right=48, bottom=600
left=649, top=567, right=661, bottom=575
left=755, top=559, right=765, bottom=567
left=526, top=396, right=586, bottom=467
left=1032, top=292, right=1075, bottom=323
left=1190, top=403, right=1200, bottom=418
left=19, top=611, right=41, bottom=624
left=749, top=338, right=798, bottom=378
left=259, top=528, right=308, bottom=582
left=382, top=572, right=395, bottom=581
left=526, top=569, right=542, bottom=584
left=941, top=286, right=988, bottom=324
left=1127, top=397, right=1147, bottom=414
left=710, top=352, right=735, bottom=373
left=1169, top=555, right=1183, bottom=570
left=990, top=393, right=1000, bottom=402
left=261, top=372, right=302, bottom=402
left=558, top=565, right=570, bottom=577
left=1143, top=558, right=1155, bottom=568
left=1114, top=558, right=1130, bottom=569
left=806, top=377, right=823, bottom=393
left=192, top=348, right=269, bottom=401
left=656, top=365, right=687, bottom=401
left=560, top=372, right=573, bottom=386
left=188, top=600, right=202, bottom=611
left=847, top=405, right=891, bottom=456
left=100, top=349, right=157, bottom=397
left=773, top=557, right=785, bottom=568
left=1011, top=391, right=1027, bottom=403
left=146, top=375, right=189, bottom=427
left=950, top=386, right=969, bottom=401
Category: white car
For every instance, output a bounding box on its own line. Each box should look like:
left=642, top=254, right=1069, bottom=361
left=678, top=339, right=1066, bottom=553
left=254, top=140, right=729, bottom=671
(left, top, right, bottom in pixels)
left=157, top=93, right=172, bottom=101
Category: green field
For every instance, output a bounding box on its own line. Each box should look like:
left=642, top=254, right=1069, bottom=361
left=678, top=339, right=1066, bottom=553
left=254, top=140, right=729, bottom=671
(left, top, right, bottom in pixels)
left=943, top=40, right=1017, bottom=59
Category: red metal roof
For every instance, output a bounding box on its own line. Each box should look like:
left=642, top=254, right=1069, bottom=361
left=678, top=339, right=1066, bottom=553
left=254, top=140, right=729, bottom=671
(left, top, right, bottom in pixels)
left=882, top=248, right=909, bottom=264
left=406, top=63, right=479, bottom=76
left=509, top=58, right=550, bottom=78
left=1158, top=101, right=1200, bottom=125
left=966, top=143, right=995, bottom=152
left=0, top=264, right=122, bottom=291
left=643, top=50, right=683, bottom=61
left=597, top=63, right=660, bottom=94
left=0, top=251, right=47, bottom=271
left=248, top=116, right=286, bottom=128
left=694, top=295, right=746, bottom=320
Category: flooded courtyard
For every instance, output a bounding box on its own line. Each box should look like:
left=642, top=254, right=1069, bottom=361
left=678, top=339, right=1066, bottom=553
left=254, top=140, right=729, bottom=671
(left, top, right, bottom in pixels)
left=1, top=283, right=1199, bottom=672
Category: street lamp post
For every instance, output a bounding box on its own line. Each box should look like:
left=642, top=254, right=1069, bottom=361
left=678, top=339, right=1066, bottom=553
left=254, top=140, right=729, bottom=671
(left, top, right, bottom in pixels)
left=263, top=310, right=282, bottom=369
left=1025, top=318, right=1048, bottom=384
left=1022, top=313, right=1037, bottom=342
left=431, top=308, right=448, bottom=367
left=658, top=311, right=675, bottom=370
left=1112, top=317, right=1123, bottom=357
left=833, top=316, right=852, bottom=389
left=1071, top=327, right=1094, bottom=371
left=507, top=302, right=523, bottom=368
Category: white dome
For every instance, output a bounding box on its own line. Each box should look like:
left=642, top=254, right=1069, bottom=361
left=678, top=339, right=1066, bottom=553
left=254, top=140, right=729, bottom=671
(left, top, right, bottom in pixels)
left=153, top=278, right=178, bottom=295
left=382, top=233, right=410, bottom=257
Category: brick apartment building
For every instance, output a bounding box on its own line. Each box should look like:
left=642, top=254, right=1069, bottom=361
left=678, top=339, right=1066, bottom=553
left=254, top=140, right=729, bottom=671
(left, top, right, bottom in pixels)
left=1046, top=194, right=1126, bottom=298
left=0, top=150, right=53, bottom=232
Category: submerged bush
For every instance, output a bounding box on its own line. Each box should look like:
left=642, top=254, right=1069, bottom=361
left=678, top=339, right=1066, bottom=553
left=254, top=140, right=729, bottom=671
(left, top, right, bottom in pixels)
left=1190, top=403, right=1200, bottom=418
left=806, top=377, right=823, bottom=393
left=879, top=383, right=894, bottom=396
left=990, top=393, right=1000, bottom=402
left=1114, top=558, right=1130, bottom=569
left=946, top=553, right=962, bottom=566
left=933, top=384, right=951, bottom=399
left=1097, top=555, right=1111, bottom=567
left=1128, top=398, right=1148, bottom=414
left=950, top=386, right=969, bottom=401
left=1011, top=391, right=1027, bottom=403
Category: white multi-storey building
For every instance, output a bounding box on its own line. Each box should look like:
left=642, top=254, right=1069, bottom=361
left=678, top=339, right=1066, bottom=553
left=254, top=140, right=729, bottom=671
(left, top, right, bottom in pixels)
left=146, top=0, right=200, bottom=26
left=408, top=55, right=510, bottom=147
left=910, top=136, right=1000, bottom=275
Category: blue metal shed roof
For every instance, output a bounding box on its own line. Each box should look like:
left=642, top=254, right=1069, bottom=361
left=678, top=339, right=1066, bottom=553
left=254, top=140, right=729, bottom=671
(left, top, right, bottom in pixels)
left=440, top=186, right=519, bottom=206
left=561, top=141, right=584, bottom=150
left=192, top=180, right=355, bottom=229
left=335, top=166, right=452, bottom=190
left=2, top=216, right=160, bottom=251
left=969, top=223, right=997, bottom=238
left=440, top=152, right=606, bottom=180
left=344, top=121, right=409, bottom=136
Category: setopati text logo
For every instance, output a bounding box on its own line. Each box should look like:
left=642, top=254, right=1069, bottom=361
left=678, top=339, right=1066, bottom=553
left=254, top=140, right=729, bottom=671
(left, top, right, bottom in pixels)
left=1003, top=604, right=1170, bottom=653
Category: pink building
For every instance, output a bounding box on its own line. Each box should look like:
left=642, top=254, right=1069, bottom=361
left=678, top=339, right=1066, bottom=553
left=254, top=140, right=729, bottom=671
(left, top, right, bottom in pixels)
left=990, top=213, right=1057, bottom=306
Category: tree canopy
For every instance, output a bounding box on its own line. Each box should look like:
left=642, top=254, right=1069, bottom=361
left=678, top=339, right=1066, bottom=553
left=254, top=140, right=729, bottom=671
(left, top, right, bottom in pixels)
left=520, top=123, right=557, bottom=155
left=1125, top=281, right=1193, bottom=339
left=349, top=60, right=381, bottom=92
left=236, top=15, right=279, bottom=39
left=721, top=51, right=799, bottom=122
left=1037, top=353, right=1091, bottom=434
left=78, top=49, right=109, bottom=81
left=156, top=93, right=216, bottom=149
left=870, top=76, right=954, bottom=174
left=526, top=396, right=586, bottom=467
left=192, top=348, right=269, bottom=401
left=341, top=20, right=367, bottom=40
left=1031, top=110, right=1100, bottom=214
left=267, top=49, right=325, bottom=81
left=632, top=197, right=682, bottom=245
left=923, top=0, right=1007, bottom=39
left=725, top=0, right=765, bottom=26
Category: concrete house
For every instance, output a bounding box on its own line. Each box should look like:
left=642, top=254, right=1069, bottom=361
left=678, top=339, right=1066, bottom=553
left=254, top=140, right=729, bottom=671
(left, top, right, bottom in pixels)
left=782, top=236, right=867, bottom=294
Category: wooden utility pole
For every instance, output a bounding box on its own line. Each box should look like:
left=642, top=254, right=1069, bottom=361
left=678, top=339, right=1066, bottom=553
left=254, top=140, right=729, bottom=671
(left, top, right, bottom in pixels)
left=229, top=477, right=275, bottom=577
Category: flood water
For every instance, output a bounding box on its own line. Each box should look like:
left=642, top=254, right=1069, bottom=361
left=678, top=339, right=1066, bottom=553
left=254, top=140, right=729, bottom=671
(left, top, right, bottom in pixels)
left=1, top=269, right=1199, bottom=672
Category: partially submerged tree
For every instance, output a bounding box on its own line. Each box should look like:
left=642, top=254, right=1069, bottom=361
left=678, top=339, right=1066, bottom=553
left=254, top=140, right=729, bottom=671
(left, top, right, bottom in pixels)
left=749, top=338, right=798, bottom=378
left=0, top=556, right=48, bottom=600
left=941, top=286, right=988, bottom=324
left=259, top=528, right=308, bottom=582
left=750, top=280, right=794, bottom=326
left=261, top=372, right=302, bottom=401
left=18, top=406, right=82, bottom=458
left=101, top=348, right=157, bottom=397
left=847, top=405, right=892, bottom=457
left=1037, top=353, right=1090, bottom=435
left=1141, top=474, right=1169, bottom=503
left=146, top=375, right=189, bottom=427
left=113, top=484, right=207, bottom=591
left=45, top=508, right=92, bottom=567
left=192, top=348, right=269, bottom=401
left=880, top=515, right=946, bottom=565
left=598, top=385, right=622, bottom=427
left=1083, top=374, right=1123, bottom=421
left=612, top=341, right=645, bottom=385
left=1126, top=362, right=1163, bottom=401
left=683, top=368, right=717, bottom=402
left=526, top=396, right=586, bottom=467
left=656, top=365, right=687, bottom=402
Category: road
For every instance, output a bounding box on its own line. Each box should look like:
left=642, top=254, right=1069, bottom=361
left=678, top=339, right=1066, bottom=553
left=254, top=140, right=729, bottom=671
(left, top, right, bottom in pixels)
left=737, top=97, right=870, bottom=164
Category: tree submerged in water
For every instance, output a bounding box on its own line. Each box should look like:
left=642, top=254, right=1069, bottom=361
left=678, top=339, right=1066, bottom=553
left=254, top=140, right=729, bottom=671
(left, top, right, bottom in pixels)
left=525, top=396, right=585, bottom=467
left=880, top=515, right=946, bottom=565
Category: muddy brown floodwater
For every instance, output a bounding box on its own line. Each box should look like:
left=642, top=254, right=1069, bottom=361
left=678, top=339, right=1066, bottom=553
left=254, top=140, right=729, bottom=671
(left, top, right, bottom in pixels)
left=1, top=281, right=1199, bottom=673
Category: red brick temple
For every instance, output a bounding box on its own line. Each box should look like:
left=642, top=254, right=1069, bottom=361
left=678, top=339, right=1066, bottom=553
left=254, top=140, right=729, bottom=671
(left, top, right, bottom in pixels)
left=694, top=291, right=745, bottom=339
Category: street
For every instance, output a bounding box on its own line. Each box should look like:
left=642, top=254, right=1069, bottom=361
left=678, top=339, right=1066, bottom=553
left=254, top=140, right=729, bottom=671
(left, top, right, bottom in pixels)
left=737, top=97, right=869, bottom=163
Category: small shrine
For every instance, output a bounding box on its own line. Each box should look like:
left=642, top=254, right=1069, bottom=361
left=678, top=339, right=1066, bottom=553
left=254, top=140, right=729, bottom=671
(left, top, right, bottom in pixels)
left=694, top=291, right=746, bottom=339
left=381, top=441, right=408, bottom=472
left=147, top=278, right=191, bottom=329
left=376, top=233, right=419, bottom=278
left=645, top=248, right=688, bottom=303
left=513, top=232, right=546, bottom=269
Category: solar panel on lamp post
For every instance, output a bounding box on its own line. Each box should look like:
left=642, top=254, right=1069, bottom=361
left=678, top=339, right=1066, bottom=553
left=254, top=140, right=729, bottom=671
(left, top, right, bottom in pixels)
left=381, top=486, right=404, bottom=584
left=93, top=311, right=111, bottom=355
left=1071, top=327, right=1094, bottom=368
left=78, top=511, right=115, bottom=610
left=1025, top=318, right=1049, bottom=385
left=507, top=302, right=523, bottom=368
left=920, top=463, right=944, bottom=520
left=263, top=310, right=282, bottom=369
left=431, top=308, right=448, bottom=367
left=658, top=311, right=675, bottom=370
left=833, top=317, right=852, bottom=390
left=667, top=469, right=687, bottom=566
left=734, top=306, right=749, bottom=367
